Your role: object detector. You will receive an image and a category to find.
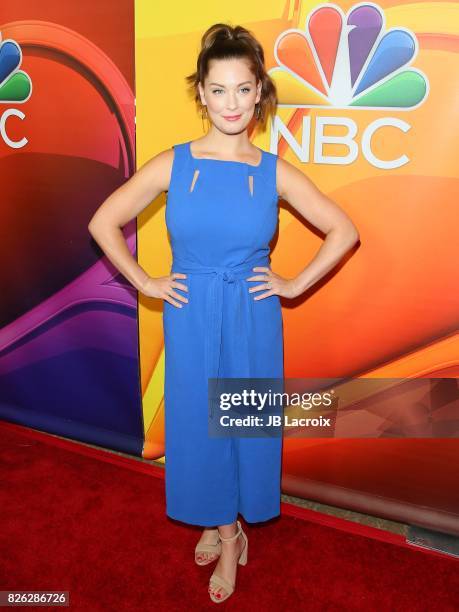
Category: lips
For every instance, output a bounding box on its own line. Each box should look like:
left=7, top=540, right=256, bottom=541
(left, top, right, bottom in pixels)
left=223, top=114, right=241, bottom=121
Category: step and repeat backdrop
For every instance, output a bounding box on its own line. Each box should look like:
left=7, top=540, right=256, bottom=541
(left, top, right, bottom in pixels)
left=0, top=0, right=141, bottom=453
left=1, top=1, right=458, bottom=532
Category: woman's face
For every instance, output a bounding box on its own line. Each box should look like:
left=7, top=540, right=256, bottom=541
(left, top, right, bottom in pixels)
left=198, top=58, right=261, bottom=132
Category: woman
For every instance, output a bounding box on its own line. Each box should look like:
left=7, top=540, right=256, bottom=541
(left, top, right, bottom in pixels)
left=88, top=23, right=359, bottom=604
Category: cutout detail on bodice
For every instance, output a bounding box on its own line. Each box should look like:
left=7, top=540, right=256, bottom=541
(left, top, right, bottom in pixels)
left=189, top=167, right=254, bottom=198
left=189, top=169, right=200, bottom=193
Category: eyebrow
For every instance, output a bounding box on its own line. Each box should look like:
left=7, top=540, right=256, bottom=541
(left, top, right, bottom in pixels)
left=209, top=81, right=252, bottom=87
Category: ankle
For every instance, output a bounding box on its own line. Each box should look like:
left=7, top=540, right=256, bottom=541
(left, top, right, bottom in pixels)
left=218, top=520, right=241, bottom=542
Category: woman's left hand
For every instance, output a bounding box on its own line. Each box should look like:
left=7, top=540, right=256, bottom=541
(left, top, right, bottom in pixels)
left=246, top=267, right=303, bottom=300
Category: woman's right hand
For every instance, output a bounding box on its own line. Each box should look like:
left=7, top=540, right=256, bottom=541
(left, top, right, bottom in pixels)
left=142, top=273, right=189, bottom=308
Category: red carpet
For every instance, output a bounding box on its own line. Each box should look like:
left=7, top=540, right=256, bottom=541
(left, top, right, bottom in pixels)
left=1, top=420, right=458, bottom=611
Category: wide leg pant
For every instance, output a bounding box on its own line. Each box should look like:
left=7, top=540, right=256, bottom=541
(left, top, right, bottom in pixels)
left=163, top=265, right=284, bottom=526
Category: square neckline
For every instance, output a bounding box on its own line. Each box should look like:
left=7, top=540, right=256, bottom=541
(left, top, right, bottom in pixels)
left=187, top=140, right=264, bottom=168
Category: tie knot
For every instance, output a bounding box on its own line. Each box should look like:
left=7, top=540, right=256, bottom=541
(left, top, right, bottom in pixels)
left=222, top=270, right=236, bottom=283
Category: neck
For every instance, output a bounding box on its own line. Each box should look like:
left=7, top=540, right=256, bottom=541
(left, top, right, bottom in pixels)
left=201, top=128, right=254, bottom=155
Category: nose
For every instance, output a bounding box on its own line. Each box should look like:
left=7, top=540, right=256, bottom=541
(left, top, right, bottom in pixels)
left=227, top=92, right=238, bottom=108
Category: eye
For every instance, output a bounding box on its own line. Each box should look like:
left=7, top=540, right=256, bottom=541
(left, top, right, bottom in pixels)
left=212, top=89, right=223, bottom=94
left=241, top=87, right=251, bottom=93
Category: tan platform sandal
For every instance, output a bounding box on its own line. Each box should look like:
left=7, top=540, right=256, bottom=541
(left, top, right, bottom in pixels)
left=208, top=520, right=248, bottom=603
left=195, top=528, right=222, bottom=566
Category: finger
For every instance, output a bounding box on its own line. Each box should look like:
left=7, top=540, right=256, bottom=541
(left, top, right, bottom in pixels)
left=171, top=272, right=187, bottom=279
left=165, top=296, right=183, bottom=308
left=171, top=281, right=189, bottom=292
left=253, top=290, right=275, bottom=301
left=168, top=290, right=189, bottom=303
left=248, top=283, right=272, bottom=293
left=252, top=267, right=270, bottom=273
left=246, top=274, right=271, bottom=282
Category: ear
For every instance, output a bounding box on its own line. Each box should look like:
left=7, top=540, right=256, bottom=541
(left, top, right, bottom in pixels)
left=255, top=80, right=262, bottom=104
left=198, top=81, right=206, bottom=106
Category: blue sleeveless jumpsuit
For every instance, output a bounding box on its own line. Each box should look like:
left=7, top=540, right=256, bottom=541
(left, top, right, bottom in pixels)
left=163, top=140, right=284, bottom=526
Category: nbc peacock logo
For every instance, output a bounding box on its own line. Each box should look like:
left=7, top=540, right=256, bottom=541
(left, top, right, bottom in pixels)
left=0, top=32, right=32, bottom=103
left=268, top=2, right=429, bottom=110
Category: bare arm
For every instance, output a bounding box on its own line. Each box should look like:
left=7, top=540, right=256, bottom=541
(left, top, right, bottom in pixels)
left=87, top=148, right=189, bottom=307
left=87, top=148, right=173, bottom=291
left=278, top=157, right=359, bottom=294
left=249, top=157, right=360, bottom=300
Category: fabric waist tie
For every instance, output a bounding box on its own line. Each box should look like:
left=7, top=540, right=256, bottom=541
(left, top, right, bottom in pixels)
left=171, top=254, right=270, bottom=419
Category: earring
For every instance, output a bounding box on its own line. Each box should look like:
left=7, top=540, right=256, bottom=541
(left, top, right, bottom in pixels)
left=201, top=105, right=208, bottom=132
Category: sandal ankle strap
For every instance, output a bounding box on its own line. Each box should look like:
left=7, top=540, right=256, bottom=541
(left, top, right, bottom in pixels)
left=218, top=520, right=242, bottom=542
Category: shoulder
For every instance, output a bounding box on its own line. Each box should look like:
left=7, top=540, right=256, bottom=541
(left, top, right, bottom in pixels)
left=136, top=146, right=178, bottom=192
left=138, top=147, right=174, bottom=172
left=275, top=155, right=311, bottom=200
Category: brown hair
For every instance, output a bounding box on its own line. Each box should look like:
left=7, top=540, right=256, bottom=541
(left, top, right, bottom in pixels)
left=185, top=23, right=277, bottom=131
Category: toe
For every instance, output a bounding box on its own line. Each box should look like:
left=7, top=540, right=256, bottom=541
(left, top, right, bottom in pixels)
left=212, top=586, right=226, bottom=600
left=216, top=588, right=226, bottom=600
